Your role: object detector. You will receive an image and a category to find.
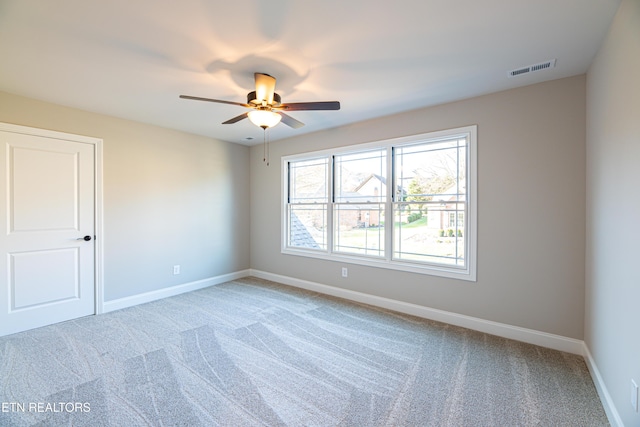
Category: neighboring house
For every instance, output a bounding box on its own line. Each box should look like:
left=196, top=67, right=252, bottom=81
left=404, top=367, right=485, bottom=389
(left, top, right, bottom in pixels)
left=340, top=174, right=391, bottom=228
left=353, top=174, right=386, bottom=199
left=425, top=182, right=466, bottom=233
left=291, top=169, right=462, bottom=239
left=336, top=173, right=415, bottom=228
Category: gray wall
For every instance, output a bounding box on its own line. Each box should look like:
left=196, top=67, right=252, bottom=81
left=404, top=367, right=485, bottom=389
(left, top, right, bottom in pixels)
left=0, top=91, right=250, bottom=301
left=586, top=0, right=640, bottom=425
left=251, top=75, right=587, bottom=339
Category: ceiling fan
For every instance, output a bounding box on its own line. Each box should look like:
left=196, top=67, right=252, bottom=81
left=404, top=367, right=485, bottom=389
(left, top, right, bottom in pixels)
left=180, top=73, right=340, bottom=130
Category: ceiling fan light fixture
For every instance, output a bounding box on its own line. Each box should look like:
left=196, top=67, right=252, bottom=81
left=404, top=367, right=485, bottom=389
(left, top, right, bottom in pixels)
left=180, top=72, right=340, bottom=130
left=248, top=110, right=282, bottom=129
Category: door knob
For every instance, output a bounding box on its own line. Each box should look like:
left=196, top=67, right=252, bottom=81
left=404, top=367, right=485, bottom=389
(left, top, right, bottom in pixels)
left=77, top=236, right=92, bottom=241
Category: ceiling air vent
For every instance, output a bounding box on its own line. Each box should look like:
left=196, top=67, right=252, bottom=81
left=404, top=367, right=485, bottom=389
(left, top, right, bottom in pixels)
left=508, top=59, right=556, bottom=78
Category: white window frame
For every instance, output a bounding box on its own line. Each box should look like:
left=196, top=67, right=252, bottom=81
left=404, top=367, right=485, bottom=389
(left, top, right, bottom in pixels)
left=281, top=125, right=477, bottom=281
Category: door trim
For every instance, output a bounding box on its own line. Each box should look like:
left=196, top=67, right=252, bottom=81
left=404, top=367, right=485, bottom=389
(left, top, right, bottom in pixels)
left=0, top=122, right=104, bottom=315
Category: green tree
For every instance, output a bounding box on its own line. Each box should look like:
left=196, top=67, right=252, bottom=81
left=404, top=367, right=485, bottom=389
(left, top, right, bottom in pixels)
left=406, top=179, right=428, bottom=216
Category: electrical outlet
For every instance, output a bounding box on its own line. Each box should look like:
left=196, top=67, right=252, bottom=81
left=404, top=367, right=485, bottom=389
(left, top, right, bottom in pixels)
left=173, top=265, right=181, bottom=275
left=341, top=267, right=348, bottom=278
left=632, top=379, right=638, bottom=412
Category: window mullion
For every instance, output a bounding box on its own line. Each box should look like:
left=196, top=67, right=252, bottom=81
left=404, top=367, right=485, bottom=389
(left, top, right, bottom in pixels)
left=287, top=161, right=292, bottom=204
left=328, top=155, right=335, bottom=255
left=387, top=146, right=393, bottom=262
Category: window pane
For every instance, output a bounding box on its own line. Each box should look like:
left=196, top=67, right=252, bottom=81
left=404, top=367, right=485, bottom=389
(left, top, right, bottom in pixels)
left=335, top=149, right=386, bottom=203
left=288, top=205, right=327, bottom=250
left=395, top=138, right=466, bottom=199
left=393, top=203, right=465, bottom=266
left=289, top=158, right=328, bottom=203
left=334, top=203, right=384, bottom=257
left=393, top=137, right=467, bottom=267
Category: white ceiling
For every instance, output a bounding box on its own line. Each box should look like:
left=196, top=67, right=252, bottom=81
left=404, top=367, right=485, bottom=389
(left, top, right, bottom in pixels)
left=0, top=0, right=620, bottom=146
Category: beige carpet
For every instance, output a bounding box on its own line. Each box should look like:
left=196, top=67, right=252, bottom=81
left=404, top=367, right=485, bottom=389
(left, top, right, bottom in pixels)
left=0, top=277, right=608, bottom=426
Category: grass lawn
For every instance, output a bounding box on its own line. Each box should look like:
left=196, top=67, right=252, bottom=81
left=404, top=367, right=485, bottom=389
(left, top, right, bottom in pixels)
left=335, top=219, right=464, bottom=265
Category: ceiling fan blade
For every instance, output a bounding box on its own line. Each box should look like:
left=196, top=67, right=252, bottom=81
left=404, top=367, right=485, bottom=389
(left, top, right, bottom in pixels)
left=222, top=112, right=249, bottom=124
left=281, top=101, right=341, bottom=111
left=278, top=112, right=305, bottom=129
left=254, top=73, right=276, bottom=105
left=180, top=95, right=250, bottom=108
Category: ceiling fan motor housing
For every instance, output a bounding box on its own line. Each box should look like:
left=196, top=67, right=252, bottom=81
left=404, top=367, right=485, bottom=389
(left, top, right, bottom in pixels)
left=248, top=91, right=281, bottom=107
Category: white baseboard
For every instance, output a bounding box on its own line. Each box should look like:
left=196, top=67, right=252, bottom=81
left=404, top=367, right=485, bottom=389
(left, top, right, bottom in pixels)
left=102, top=269, right=251, bottom=313
left=583, top=343, right=624, bottom=427
left=250, top=269, right=584, bottom=355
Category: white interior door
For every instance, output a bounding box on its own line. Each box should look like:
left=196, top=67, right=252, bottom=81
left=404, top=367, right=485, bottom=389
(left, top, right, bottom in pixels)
left=0, top=125, right=97, bottom=336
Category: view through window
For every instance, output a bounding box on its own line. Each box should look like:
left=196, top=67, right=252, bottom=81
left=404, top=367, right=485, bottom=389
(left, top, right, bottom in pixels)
left=283, top=126, right=476, bottom=280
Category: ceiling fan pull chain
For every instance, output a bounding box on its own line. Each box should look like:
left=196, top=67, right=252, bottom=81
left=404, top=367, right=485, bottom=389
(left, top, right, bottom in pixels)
left=266, top=129, right=270, bottom=166
left=260, top=125, right=270, bottom=166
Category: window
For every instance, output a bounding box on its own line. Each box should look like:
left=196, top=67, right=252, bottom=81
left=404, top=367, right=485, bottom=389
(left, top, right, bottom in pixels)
left=282, top=126, right=477, bottom=281
left=334, top=149, right=386, bottom=257
left=286, top=157, right=328, bottom=251
left=393, top=137, right=467, bottom=267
